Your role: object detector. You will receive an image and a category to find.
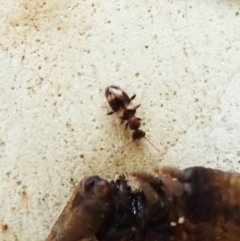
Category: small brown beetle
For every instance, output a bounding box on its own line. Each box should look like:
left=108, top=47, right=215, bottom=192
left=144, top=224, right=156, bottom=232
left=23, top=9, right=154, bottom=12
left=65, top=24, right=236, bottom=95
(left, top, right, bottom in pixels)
left=105, top=85, right=159, bottom=151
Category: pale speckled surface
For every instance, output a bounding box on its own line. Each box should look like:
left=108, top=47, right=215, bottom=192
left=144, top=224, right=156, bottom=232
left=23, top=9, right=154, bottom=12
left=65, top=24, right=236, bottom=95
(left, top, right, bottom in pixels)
left=0, top=0, right=240, bottom=240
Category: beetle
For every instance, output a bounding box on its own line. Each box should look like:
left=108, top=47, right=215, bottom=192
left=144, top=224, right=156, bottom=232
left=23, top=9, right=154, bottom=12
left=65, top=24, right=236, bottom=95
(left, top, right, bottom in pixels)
left=105, top=85, right=159, bottom=152
left=45, top=166, right=240, bottom=241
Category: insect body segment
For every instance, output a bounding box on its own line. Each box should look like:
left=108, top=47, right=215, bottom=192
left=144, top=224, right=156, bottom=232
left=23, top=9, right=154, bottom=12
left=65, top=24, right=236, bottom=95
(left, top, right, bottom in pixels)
left=105, top=85, right=159, bottom=151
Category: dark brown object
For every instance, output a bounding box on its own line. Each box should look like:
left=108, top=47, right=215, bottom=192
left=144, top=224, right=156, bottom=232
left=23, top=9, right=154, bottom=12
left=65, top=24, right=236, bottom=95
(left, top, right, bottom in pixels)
left=45, top=166, right=240, bottom=241
left=45, top=176, right=113, bottom=241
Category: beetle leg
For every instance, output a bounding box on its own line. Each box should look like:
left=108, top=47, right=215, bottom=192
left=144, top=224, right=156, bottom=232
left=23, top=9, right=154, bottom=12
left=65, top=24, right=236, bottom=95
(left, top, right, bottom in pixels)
left=119, top=119, right=124, bottom=126
left=135, top=103, right=141, bottom=109
left=130, top=94, right=136, bottom=100
left=132, top=172, right=164, bottom=207
left=107, top=111, right=114, bottom=115
left=154, top=166, right=185, bottom=197
left=154, top=166, right=185, bottom=180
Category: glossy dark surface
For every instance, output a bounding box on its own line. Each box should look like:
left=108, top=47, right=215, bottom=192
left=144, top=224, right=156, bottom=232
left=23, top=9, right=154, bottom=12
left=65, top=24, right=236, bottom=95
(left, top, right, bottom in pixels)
left=46, top=166, right=240, bottom=241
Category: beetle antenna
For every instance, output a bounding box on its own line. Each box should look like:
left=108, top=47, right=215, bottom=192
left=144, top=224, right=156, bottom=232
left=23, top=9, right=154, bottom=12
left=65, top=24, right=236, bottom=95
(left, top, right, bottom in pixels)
left=116, top=140, right=135, bottom=153
left=143, top=137, right=160, bottom=152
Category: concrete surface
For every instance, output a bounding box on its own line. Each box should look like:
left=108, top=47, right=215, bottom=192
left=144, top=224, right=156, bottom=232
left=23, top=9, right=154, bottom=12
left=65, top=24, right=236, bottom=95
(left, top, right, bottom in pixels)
left=0, top=0, right=240, bottom=240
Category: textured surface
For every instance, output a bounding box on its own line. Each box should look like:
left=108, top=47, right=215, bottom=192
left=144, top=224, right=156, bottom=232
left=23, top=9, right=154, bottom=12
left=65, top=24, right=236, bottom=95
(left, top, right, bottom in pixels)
left=0, top=0, right=240, bottom=240
left=45, top=167, right=240, bottom=241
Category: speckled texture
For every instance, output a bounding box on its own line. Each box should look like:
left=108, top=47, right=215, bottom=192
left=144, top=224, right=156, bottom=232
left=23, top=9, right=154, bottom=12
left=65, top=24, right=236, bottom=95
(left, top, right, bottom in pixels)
left=0, top=0, right=240, bottom=240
